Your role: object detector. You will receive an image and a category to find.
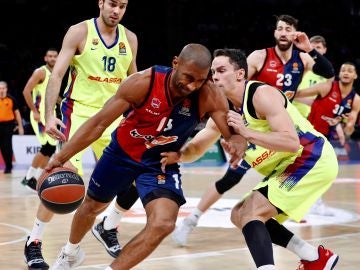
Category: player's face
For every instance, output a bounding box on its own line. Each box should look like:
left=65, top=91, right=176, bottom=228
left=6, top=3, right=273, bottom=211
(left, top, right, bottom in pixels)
left=211, top=56, right=241, bottom=94
left=100, top=0, right=128, bottom=27
left=0, top=83, right=8, bottom=98
left=171, top=60, right=209, bottom=97
left=311, top=41, right=327, bottom=55
left=339, top=64, right=357, bottom=84
left=274, top=20, right=295, bottom=51
left=45, top=51, right=58, bottom=68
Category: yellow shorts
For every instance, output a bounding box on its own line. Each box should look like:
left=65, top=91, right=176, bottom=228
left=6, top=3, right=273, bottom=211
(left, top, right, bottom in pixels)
left=252, top=137, right=338, bottom=223
left=30, top=112, right=57, bottom=146
left=61, top=100, right=122, bottom=175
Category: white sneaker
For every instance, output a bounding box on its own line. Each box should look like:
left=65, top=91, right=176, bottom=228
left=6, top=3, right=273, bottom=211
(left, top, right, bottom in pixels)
left=308, top=198, right=334, bottom=216
left=51, top=246, right=85, bottom=270
left=172, top=218, right=197, bottom=246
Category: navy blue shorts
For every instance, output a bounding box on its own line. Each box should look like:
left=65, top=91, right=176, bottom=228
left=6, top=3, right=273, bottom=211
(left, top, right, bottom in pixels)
left=87, top=138, right=186, bottom=207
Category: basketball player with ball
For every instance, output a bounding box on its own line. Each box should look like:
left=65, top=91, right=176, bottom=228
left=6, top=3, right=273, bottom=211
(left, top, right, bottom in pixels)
left=23, top=1, right=139, bottom=269
left=46, top=43, right=244, bottom=270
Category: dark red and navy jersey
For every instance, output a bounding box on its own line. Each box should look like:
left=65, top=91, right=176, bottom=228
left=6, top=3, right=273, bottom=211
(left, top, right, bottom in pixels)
left=308, top=80, right=357, bottom=136
left=116, top=65, right=201, bottom=166
left=251, top=47, right=304, bottom=101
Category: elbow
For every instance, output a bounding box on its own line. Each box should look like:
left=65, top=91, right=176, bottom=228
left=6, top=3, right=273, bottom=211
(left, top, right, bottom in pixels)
left=288, top=137, right=300, bottom=153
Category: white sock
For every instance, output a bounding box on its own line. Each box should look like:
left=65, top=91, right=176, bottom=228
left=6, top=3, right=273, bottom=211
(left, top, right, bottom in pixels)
left=64, top=240, right=80, bottom=255
left=104, top=267, right=113, bottom=270
left=258, top=265, right=275, bottom=270
left=104, top=206, right=124, bottom=230
left=35, top=168, right=44, bottom=180
left=26, top=166, right=37, bottom=179
left=187, top=208, right=203, bottom=223
left=286, top=235, right=318, bottom=261
left=27, top=218, right=47, bottom=245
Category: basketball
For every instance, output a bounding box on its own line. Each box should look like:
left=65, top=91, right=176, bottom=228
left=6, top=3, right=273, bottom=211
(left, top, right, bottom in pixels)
left=37, top=167, right=85, bottom=214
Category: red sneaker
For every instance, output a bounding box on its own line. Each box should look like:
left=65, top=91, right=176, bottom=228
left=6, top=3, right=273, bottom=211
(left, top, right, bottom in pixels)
left=296, top=245, right=339, bottom=270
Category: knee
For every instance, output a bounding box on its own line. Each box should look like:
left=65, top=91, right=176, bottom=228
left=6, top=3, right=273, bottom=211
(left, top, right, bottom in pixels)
left=231, top=205, right=243, bottom=228
left=78, top=196, right=107, bottom=217
left=39, top=143, right=56, bottom=157
left=230, top=202, right=246, bottom=229
left=148, top=218, right=176, bottom=238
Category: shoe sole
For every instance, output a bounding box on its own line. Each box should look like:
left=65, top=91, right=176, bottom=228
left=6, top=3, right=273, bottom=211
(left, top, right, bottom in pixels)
left=24, top=255, right=49, bottom=270
left=91, top=226, right=120, bottom=258
left=325, top=254, right=339, bottom=270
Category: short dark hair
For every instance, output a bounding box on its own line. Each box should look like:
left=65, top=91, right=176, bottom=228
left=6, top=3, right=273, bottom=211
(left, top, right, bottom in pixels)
left=342, top=61, right=357, bottom=73
left=46, top=47, right=58, bottom=53
left=213, top=48, right=248, bottom=78
left=275, top=14, right=299, bottom=30
left=310, top=35, right=327, bottom=47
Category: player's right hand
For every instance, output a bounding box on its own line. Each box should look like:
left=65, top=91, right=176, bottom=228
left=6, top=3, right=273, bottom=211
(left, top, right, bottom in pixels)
left=45, top=154, right=64, bottom=172
left=45, top=115, right=66, bottom=141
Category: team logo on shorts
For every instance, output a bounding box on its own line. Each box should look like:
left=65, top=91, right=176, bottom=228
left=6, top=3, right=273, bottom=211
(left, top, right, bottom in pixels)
left=157, top=175, right=166, bottom=185
left=119, top=42, right=127, bottom=55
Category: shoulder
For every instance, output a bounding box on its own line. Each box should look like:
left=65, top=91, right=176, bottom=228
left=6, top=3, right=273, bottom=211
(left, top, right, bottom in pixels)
left=247, top=49, right=267, bottom=71
left=119, top=67, right=153, bottom=104
left=123, top=26, right=137, bottom=41
left=252, top=83, right=283, bottom=106
left=123, top=27, right=138, bottom=48
left=66, top=20, right=88, bottom=40
left=6, top=94, right=17, bottom=103
left=353, top=93, right=360, bottom=105
left=247, top=48, right=267, bottom=60
left=33, top=66, right=46, bottom=77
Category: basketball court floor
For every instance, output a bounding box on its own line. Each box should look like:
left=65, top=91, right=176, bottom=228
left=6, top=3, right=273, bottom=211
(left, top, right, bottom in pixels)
left=1, top=162, right=359, bottom=269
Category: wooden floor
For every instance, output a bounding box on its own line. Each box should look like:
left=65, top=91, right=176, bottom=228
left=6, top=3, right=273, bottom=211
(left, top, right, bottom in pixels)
left=1, top=163, right=359, bottom=269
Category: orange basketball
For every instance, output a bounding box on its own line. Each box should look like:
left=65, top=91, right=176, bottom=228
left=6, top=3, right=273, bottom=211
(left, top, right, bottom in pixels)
left=37, top=167, right=85, bottom=214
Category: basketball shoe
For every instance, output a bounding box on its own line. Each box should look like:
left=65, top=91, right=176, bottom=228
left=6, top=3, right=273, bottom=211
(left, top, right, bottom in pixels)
left=172, top=217, right=197, bottom=246
left=92, top=216, right=121, bottom=257
left=21, top=177, right=37, bottom=192
left=308, top=198, right=334, bottom=216
left=24, top=236, right=49, bottom=270
left=51, top=246, right=85, bottom=270
left=296, top=245, right=339, bottom=270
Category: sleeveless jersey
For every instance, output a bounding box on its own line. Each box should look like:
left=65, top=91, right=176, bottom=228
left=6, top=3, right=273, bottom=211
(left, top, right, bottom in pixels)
left=116, top=66, right=201, bottom=166
left=298, top=71, right=327, bottom=89
left=63, top=18, right=132, bottom=109
left=241, top=81, right=325, bottom=174
left=251, top=47, right=304, bottom=102
left=293, top=71, right=327, bottom=117
left=308, top=80, right=357, bottom=136
left=31, top=65, right=51, bottom=124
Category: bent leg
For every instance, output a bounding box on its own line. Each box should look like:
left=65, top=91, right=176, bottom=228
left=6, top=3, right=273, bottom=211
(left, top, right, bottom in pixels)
left=110, top=197, right=179, bottom=269
left=69, top=195, right=110, bottom=244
